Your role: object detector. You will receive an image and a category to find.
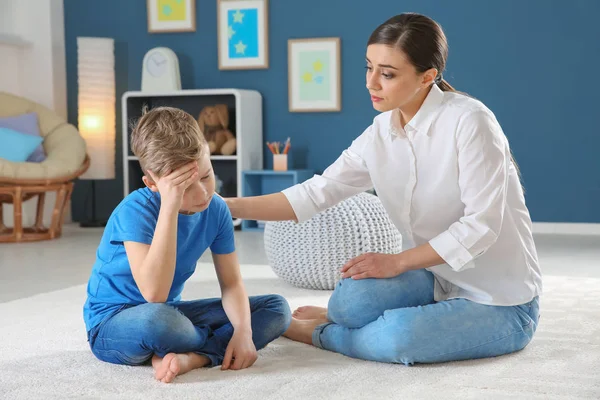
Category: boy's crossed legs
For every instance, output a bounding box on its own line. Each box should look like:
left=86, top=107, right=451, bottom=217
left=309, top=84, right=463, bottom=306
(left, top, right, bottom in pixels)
left=88, top=294, right=290, bottom=382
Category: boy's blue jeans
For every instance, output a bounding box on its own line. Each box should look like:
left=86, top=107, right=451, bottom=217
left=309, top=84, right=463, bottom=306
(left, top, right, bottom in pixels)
left=87, top=294, right=291, bottom=367
left=314, top=270, right=540, bottom=365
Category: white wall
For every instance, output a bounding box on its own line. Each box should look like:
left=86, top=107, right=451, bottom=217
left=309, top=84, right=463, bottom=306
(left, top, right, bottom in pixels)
left=0, top=1, right=28, bottom=98
left=0, top=45, right=24, bottom=95
left=1, top=0, right=71, bottom=228
left=1, top=0, right=67, bottom=118
left=0, top=1, right=18, bottom=38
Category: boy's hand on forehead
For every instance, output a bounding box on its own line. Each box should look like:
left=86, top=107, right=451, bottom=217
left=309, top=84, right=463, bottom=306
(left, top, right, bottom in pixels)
left=147, top=161, right=198, bottom=211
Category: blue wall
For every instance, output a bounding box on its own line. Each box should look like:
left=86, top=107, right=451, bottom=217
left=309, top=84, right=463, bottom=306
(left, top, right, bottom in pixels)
left=64, top=0, right=600, bottom=223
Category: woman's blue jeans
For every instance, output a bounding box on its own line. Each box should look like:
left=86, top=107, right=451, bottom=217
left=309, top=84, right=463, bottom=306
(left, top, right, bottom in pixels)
left=314, top=270, right=540, bottom=365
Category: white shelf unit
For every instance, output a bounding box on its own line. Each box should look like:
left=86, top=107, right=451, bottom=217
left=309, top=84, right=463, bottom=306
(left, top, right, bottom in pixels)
left=121, top=89, right=264, bottom=224
left=126, top=155, right=239, bottom=161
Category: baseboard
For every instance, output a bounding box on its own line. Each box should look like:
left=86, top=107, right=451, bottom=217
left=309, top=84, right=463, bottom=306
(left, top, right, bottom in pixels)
left=532, top=222, right=600, bottom=235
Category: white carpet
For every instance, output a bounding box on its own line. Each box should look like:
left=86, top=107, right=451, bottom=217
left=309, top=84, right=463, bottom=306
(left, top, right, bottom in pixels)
left=1, top=264, right=599, bottom=400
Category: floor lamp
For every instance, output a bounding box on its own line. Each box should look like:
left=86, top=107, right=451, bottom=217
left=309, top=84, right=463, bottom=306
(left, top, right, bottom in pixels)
left=77, top=37, right=115, bottom=227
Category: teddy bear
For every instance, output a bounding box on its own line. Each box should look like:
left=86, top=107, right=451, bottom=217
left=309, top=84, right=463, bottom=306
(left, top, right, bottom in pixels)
left=197, top=104, right=236, bottom=156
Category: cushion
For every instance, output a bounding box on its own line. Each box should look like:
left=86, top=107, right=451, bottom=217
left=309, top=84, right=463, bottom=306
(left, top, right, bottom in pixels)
left=264, top=192, right=403, bottom=290
left=0, top=112, right=46, bottom=162
left=0, top=127, right=44, bottom=162
left=0, top=92, right=86, bottom=181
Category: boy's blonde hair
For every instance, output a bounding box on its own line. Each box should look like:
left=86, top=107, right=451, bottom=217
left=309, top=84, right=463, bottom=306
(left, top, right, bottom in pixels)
left=131, top=106, right=207, bottom=177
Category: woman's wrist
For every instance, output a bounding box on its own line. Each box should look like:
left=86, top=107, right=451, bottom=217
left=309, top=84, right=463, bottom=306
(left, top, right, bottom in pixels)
left=394, top=243, right=445, bottom=274
left=395, top=252, right=410, bottom=275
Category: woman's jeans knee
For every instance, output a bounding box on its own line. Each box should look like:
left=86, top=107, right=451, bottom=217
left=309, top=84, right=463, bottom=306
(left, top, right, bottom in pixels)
left=327, top=270, right=435, bottom=328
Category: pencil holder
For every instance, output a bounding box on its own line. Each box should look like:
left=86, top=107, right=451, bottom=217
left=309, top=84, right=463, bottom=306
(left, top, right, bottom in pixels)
left=273, top=154, right=288, bottom=171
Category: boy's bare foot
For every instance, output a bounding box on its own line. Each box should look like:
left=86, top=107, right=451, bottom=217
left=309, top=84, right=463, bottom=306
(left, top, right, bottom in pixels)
left=292, top=306, right=328, bottom=320
left=283, top=315, right=329, bottom=345
left=152, top=352, right=210, bottom=383
left=152, top=353, right=180, bottom=383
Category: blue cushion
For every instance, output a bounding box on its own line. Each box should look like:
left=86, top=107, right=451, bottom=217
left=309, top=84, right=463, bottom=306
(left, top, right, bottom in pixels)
left=0, top=113, right=46, bottom=162
left=0, top=127, right=44, bottom=162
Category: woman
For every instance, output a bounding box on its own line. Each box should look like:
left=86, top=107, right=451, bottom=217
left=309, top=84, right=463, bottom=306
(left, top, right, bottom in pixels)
left=225, top=13, right=542, bottom=365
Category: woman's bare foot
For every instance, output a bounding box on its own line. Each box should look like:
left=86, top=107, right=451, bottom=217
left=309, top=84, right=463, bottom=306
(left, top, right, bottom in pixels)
left=292, top=306, right=328, bottom=321
left=283, top=314, right=329, bottom=345
left=152, top=352, right=210, bottom=383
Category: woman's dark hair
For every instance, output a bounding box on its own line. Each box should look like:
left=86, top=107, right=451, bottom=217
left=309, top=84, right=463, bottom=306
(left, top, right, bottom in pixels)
left=368, top=13, right=525, bottom=185
left=368, top=13, right=454, bottom=92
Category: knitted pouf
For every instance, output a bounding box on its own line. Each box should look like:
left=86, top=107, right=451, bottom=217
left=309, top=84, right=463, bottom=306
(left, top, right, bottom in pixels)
left=263, top=192, right=402, bottom=290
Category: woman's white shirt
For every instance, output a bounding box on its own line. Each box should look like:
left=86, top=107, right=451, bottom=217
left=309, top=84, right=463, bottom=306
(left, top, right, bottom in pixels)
left=282, top=84, right=542, bottom=306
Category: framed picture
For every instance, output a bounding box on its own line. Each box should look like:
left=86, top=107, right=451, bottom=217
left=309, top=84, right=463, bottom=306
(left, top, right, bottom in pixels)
left=288, top=37, right=341, bottom=112
left=147, top=0, right=196, bottom=33
left=217, top=0, right=269, bottom=70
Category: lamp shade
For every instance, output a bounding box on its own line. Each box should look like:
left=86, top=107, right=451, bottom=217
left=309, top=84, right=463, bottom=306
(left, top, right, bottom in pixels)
left=77, top=37, right=115, bottom=180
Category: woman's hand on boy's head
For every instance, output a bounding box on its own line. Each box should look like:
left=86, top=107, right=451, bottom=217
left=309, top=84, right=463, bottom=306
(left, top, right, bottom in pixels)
left=146, top=162, right=199, bottom=211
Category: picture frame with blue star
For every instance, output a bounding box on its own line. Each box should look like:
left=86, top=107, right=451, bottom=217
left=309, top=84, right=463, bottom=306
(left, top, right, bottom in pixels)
left=217, top=0, right=269, bottom=70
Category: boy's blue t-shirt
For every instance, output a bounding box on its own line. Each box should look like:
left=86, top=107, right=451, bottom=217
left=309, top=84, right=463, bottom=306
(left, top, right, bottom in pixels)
left=83, top=188, right=235, bottom=332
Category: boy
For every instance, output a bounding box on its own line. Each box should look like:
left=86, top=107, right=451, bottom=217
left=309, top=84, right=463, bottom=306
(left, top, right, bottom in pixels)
left=83, top=107, right=291, bottom=383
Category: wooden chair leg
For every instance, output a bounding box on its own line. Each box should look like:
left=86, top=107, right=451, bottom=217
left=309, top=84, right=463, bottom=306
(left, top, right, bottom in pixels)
left=0, top=201, right=7, bottom=233
left=13, top=187, right=23, bottom=241
left=52, top=183, right=72, bottom=237
left=49, top=186, right=67, bottom=239
left=56, top=183, right=74, bottom=236
left=34, top=192, right=46, bottom=232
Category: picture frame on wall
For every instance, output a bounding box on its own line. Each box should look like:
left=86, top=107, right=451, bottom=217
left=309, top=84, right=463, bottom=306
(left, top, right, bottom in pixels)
left=217, top=0, right=269, bottom=70
left=147, top=0, right=196, bottom=33
left=288, top=37, right=341, bottom=112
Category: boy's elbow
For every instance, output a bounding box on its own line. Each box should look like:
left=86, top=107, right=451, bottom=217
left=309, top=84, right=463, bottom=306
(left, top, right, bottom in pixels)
left=145, top=295, right=168, bottom=303
left=141, top=288, right=168, bottom=303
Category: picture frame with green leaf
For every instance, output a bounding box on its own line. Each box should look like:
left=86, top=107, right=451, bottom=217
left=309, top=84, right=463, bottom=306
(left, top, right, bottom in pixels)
left=288, top=37, right=341, bottom=112
left=147, top=0, right=196, bottom=33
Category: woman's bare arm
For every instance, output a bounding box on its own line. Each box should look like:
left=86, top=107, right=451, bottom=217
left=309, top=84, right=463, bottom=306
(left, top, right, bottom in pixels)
left=224, top=193, right=297, bottom=222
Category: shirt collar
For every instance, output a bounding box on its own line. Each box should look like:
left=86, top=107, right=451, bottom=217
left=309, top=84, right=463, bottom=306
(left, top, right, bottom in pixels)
left=388, top=84, right=445, bottom=137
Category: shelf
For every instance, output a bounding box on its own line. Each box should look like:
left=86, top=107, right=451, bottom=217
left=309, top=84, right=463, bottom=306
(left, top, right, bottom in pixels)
left=122, top=88, right=248, bottom=98
left=242, top=169, right=311, bottom=176
left=240, top=226, right=265, bottom=232
left=211, top=155, right=237, bottom=161
left=127, top=155, right=237, bottom=161
left=122, top=89, right=263, bottom=201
